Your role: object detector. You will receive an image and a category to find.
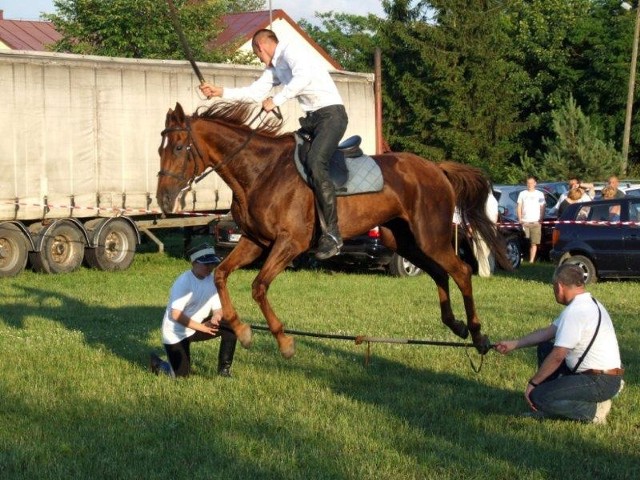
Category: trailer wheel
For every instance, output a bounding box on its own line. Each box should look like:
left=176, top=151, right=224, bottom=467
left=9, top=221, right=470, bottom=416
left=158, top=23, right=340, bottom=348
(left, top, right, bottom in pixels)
left=0, top=223, right=29, bottom=277
left=29, top=221, right=85, bottom=274
left=85, top=218, right=136, bottom=271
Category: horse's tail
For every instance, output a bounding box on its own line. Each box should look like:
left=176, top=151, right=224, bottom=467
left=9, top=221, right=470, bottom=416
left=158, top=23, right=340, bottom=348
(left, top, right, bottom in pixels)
left=439, top=161, right=512, bottom=271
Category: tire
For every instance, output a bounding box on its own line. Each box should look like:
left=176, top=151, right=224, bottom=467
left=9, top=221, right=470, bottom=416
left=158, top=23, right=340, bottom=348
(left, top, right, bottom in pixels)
left=562, top=254, right=598, bottom=284
left=388, top=253, right=422, bottom=277
left=0, top=223, right=29, bottom=277
left=29, top=221, right=85, bottom=274
left=503, top=235, right=522, bottom=270
left=85, top=218, right=136, bottom=271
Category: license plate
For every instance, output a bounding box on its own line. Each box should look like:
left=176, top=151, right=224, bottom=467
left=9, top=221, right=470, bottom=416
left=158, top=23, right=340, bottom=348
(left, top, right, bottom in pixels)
left=229, top=233, right=242, bottom=242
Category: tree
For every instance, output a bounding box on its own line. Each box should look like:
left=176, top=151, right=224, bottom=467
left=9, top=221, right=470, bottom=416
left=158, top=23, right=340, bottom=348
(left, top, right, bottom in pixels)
left=299, top=12, right=380, bottom=72
left=44, top=0, right=265, bottom=62
left=375, top=0, right=529, bottom=179
left=537, top=96, right=623, bottom=180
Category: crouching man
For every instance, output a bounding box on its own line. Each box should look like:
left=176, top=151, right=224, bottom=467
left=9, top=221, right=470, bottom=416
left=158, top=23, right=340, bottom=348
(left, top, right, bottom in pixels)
left=151, top=243, right=237, bottom=378
left=495, top=264, right=624, bottom=423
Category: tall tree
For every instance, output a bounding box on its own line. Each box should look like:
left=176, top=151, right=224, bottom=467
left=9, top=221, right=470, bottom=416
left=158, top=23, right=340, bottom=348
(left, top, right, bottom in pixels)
left=45, top=0, right=264, bottom=61
left=377, top=0, right=528, bottom=179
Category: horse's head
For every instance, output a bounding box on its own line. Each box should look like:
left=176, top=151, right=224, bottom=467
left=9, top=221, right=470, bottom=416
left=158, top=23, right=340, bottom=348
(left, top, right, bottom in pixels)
left=156, top=103, right=202, bottom=214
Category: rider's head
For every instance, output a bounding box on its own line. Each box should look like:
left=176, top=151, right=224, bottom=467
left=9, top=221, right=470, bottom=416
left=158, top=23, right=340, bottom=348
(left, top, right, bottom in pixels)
left=251, top=29, right=279, bottom=66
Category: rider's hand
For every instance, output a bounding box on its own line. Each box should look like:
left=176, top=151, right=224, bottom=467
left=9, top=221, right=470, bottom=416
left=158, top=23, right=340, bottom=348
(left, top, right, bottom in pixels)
left=262, top=97, right=276, bottom=112
left=199, top=83, right=222, bottom=99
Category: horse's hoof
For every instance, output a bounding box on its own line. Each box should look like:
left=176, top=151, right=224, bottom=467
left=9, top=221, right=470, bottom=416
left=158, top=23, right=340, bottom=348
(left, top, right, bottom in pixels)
left=449, top=320, right=469, bottom=340
left=278, top=335, right=295, bottom=359
left=237, top=323, right=253, bottom=349
left=473, top=334, right=491, bottom=355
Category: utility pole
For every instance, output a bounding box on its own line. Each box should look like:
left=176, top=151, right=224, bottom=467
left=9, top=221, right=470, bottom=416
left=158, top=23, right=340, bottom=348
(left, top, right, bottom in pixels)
left=622, top=2, right=640, bottom=175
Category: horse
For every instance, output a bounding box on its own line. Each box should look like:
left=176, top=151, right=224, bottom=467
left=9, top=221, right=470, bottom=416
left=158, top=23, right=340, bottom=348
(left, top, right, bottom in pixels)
left=156, top=102, right=509, bottom=358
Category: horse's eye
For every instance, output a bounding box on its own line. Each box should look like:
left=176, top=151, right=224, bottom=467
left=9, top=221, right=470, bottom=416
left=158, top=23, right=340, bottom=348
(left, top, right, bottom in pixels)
left=175, top=145, right=183, bottom=152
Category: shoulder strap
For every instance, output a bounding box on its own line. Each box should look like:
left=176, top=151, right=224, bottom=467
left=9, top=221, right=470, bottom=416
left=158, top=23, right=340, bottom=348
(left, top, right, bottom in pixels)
left=571, top=297, right=602, bottom=374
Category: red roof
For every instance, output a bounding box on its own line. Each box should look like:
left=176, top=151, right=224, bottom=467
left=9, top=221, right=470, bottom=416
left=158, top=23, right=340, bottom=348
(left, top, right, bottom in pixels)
left=216, top=9, right=342, bottom=70
left=0, top=11, right=61, bottom=50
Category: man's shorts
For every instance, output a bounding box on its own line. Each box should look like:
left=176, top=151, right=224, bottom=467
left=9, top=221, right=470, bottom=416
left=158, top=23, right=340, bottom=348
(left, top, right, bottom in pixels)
left=522, top=222, right=542, bottom=245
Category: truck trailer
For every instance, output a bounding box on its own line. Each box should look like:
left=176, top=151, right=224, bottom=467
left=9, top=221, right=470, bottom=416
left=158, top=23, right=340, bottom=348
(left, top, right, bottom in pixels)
left=0, top=50, right=375, bottom=277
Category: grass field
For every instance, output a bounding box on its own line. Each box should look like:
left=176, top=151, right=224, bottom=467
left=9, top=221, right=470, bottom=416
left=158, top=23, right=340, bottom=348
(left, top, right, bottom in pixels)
left=1, top=250, right=638, bottom=479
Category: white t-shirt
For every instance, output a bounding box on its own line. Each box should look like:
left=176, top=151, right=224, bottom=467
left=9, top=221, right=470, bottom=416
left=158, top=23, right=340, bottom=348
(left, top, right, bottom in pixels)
left=161, top=270, right=222, bottom=345
left=517, top=189, right=546, bottom=222
left=222, top=41, right=343, bottom=112
left=553, top=292, right=621, bottom=372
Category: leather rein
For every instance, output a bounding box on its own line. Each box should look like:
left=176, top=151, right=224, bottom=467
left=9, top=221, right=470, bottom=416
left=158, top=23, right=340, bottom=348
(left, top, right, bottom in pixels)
left=157, top=108, right=278, bottom=193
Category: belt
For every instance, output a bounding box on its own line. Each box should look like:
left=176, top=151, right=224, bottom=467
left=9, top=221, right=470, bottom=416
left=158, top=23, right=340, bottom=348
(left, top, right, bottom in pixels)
left=581, top=368, right=624, bottom=376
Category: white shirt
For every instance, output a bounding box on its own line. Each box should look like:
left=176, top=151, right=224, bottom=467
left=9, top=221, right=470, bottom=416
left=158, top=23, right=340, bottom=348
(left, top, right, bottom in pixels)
left=222, top=41, right=343, bottom=112
left=161, top=270, right=222, bottom=345
left=553, top=292, right=621, bottom=372
left=517, top=189, right=546, bottom=222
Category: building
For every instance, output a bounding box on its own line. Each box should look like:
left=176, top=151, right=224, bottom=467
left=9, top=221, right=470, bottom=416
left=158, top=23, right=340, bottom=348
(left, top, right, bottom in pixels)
left=0, top=9, right=341, bottom=71
left=215, top=9, right=342, bottom=71
left=0, top=10, right=61, bottom=51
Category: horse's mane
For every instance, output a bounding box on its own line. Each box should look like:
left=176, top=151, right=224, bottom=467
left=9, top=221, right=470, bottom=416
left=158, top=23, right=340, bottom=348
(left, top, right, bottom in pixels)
left=194, top=101, right=285, bottom=138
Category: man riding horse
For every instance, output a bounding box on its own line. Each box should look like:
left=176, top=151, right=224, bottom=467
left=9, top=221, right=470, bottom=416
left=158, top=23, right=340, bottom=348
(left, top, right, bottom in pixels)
left=200, top=29, right=347, bottom=260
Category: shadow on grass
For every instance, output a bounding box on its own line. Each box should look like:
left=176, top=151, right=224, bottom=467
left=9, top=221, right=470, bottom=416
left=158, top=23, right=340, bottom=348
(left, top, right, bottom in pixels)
left=2, top=282, right=637, bottom=479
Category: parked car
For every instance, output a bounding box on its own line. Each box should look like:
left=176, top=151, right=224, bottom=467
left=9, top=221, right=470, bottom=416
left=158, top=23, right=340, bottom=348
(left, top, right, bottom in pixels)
left=550, top=197, right=640, bottom=283
left=212, top=215, right=426, bottom=277
left=212, top=212, right=524, bottom=276
left=492, top=184, right=561, bottom=219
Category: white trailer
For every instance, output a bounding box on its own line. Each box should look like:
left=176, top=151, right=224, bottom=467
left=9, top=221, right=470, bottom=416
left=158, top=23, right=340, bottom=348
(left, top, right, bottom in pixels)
left=0, top=50, right=376, bottom=277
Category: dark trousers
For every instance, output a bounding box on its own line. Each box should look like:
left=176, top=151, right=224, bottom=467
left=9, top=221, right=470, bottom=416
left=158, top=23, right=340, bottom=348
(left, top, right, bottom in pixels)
left=531, top=341, right=622, bottom=421
left=299, top=104, right=348, bottom=235
left=164, top=321, right=236, bottom=377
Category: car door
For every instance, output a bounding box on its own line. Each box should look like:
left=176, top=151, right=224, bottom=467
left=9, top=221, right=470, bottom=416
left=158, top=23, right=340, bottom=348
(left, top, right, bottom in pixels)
left=579, top=203, right=628, bottom=273
left=623, top=199, right=640, bottom=274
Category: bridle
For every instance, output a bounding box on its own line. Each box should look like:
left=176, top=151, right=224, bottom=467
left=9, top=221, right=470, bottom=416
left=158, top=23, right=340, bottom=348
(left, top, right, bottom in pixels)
left=158, top=115, right=209, bottom=194
left=158, top=108, right=279, bottom=194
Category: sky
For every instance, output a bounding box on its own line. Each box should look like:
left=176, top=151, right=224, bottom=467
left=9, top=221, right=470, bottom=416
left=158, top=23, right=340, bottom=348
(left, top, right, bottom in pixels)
left=0, top=0, right=387, bottom=22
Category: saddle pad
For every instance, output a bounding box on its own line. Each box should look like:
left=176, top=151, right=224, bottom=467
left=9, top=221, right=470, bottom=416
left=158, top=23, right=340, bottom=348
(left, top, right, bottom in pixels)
left=293, top=134, right=384, bottom=196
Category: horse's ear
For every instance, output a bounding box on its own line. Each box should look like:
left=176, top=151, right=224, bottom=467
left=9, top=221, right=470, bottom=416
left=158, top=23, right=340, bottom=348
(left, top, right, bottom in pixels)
left=174, top=102, right=185, bottom=123
left=165, top=107, right=174, bottom=128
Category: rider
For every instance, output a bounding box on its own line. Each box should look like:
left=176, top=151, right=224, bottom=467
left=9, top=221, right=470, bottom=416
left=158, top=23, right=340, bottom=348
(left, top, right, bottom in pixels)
left=199, top=29, right=348, bottom=260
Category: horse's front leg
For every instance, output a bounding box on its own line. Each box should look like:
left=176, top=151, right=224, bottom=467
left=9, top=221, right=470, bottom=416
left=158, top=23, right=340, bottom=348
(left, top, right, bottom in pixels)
left=252, top=238, right=305, bottom=359
left=214, top=238, right=264, bottom=349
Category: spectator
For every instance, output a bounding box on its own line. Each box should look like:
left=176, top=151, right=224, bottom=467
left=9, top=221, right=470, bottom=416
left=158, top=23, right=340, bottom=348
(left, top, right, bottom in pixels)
left=557, top=187, right=586, bottom=217
left=601, top=186, right=621, bottom=222
left=553, top=176, right=592, bottom=213
left=517, top=176, right=546, bottom=263
left=606, top=176, right=626, bottom=199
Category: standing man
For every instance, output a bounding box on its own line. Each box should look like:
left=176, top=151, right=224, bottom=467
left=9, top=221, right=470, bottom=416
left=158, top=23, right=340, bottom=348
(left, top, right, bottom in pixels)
left=607, top=176, right=626, bottom=198
left=150, top=243, right=237, bottom=378
left=199, top=29, right=348, bottom=260
left=517, top=176, right=546, bottom=263
left=495, top=264, right=624, bottom=424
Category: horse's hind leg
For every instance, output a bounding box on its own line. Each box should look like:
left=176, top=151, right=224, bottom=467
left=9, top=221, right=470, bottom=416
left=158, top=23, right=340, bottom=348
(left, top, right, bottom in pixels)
left=428, top=249, right=490, bottom=353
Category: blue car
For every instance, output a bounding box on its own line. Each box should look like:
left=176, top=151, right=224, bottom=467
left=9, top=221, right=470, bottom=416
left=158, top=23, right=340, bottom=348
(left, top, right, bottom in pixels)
left=550, top=197, right=640, bottom=283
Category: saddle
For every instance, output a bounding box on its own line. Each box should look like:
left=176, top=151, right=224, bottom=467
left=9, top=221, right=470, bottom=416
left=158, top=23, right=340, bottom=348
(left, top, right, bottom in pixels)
left=293, top=133, right=383, bottom=196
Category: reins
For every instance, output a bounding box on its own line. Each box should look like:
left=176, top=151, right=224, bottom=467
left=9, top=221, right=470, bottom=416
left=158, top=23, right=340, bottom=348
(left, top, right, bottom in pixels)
left=158, top=107, right=281, bottom=193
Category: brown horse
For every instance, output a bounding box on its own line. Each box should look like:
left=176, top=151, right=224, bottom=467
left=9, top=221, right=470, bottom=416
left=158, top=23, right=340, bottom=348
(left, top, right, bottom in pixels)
left=157, top=102, right=509, bottom=358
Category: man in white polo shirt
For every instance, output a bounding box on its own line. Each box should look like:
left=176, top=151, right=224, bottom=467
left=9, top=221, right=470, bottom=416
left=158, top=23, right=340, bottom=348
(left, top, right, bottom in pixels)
left=517, top=175, right=546, bottom=263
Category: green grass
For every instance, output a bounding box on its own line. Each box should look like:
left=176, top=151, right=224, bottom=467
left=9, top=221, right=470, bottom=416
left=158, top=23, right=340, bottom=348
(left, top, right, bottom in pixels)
left=1, top=253, right=638, bottom=479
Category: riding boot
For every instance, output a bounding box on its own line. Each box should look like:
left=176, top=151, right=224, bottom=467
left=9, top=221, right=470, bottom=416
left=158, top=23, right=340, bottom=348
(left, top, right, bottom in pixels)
left=217, top=327, right=237, bottom=377
left=314, top=179, right=342, bottom=260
